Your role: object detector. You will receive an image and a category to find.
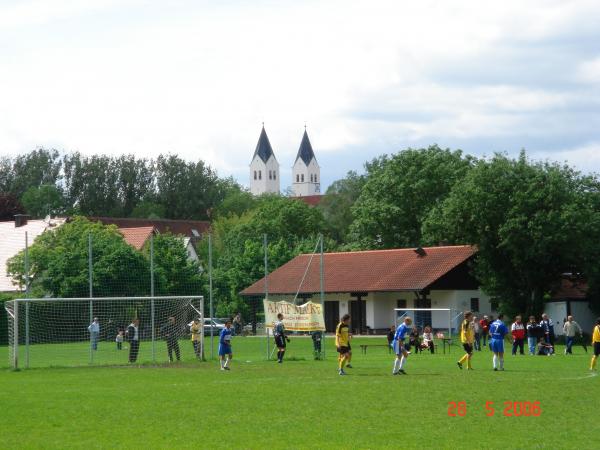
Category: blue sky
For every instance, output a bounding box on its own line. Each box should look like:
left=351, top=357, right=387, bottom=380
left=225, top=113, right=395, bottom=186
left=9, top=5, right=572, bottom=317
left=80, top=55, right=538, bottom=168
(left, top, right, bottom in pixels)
left=1, top=0, right=599, bottom=191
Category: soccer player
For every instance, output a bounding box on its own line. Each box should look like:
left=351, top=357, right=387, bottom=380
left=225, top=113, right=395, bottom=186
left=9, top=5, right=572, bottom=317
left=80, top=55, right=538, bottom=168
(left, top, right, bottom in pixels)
left=392, top=317, right=412, bottom=375
left=190, top=317, right=202, bottom=359
left=590, top=317, right=600, bottom=371
left=335, top=314, right=351, bottom=375
left=273, top=313, right=290, bottom=363
left=457, top=311, right=474, bottom=370
left=489, top=314, right=508, bottom=371
left=219, top=319, right=233, bottom=371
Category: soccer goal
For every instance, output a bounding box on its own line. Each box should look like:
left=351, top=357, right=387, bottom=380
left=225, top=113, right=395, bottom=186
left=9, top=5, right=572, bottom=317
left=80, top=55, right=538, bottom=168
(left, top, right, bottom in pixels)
left=394, top=308, right=463, bottom=340
left=4, top=296, right=204, bottom=369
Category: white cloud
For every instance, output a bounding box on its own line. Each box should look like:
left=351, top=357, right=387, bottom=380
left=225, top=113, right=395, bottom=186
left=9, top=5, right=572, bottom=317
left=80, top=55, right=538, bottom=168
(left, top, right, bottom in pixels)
left=577, top=56, right=600, bottom=84
left=1, top=0, right=600, bottom=188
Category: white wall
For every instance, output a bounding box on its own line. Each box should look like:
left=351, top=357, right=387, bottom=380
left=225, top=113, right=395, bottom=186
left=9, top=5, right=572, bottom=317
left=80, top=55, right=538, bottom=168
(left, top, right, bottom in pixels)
left=544, top=302, right=567, bottom=335
left=292, top=157, right=320, bottom=196
left=570, top=301, right=596, bottom=335
left=250, top=155, right=280, bottom=195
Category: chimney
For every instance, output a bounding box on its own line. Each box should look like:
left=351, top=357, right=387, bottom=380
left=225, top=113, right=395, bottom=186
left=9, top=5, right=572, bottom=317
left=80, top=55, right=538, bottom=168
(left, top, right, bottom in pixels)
left=414, top=246, right=427, bottom=257
left=14, top=214, right=30, bottom=228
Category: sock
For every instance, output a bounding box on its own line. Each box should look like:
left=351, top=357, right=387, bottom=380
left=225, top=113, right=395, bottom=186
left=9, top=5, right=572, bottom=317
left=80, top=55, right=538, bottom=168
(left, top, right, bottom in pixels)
left=459, top=354, right=468, bottom=364
left=280, top=350, right=285, bottom=362
left=399, top=355, right=406, bottom=370
left=393, top=358, right=400, bottom=373
left=277, top=351, right=281, bottom=361
left=224, top=356, right=230, bottom=368
left=220, top=358, right=224, bottom=369
left=500, top=357, right=504, bottom=369
left=339, top=357, right=345, bottom=370
left=493, top=354, right=497, bottom=368
left=591, top=355, right=597, bottom=370
left=467, top=358, right=472, bottom=369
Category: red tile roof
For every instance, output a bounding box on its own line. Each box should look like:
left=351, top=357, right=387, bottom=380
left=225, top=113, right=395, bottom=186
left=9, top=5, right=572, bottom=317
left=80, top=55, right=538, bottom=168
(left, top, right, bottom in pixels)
left=119, top=226, right=155, bottom=250
left=90, top=217, right=210, bottom=237
left=551, top=277, right=588, bottom=300
left=293, top=195, right=323, bottom=206
left=240, top=245, right=476, bottom=295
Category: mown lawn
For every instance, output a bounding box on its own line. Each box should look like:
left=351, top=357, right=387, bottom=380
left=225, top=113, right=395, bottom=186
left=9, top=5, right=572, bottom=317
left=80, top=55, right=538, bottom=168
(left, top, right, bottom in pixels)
left=0, top=336, right=598, bottom=449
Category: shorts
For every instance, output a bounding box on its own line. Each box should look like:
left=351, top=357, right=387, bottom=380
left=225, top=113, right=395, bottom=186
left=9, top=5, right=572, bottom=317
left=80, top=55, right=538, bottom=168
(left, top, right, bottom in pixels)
left=337, top=346, right=350, bottom=354
left=462, top=343, right=473, bottom=354
left=490, top=339, right=504, bottom=353
left=594, top=342, right=600, bottom=356
left=275, top=335, right=286, bottom=348
left=392, top=340, right=405, bottom=355
left=218, top=344, right=232, bottom=356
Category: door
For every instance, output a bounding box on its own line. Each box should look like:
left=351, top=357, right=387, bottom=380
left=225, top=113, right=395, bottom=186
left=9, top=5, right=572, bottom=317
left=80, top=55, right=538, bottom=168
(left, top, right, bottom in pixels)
left=324, top=301, right=339, bottom=332
left=349, top=300, right=367, bottom=334
left=415, top=297, right=432, bottom=330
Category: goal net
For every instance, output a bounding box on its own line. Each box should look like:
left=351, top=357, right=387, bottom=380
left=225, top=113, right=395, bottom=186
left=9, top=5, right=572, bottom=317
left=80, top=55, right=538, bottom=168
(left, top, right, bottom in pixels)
left=394, top=308, right=463, bottom=339
left=4, top=296, right=204, bottom=369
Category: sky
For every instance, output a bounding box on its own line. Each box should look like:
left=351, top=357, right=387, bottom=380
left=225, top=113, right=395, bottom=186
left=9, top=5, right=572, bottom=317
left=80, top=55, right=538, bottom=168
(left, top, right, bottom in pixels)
left=1, top=0, right=600, bottom=191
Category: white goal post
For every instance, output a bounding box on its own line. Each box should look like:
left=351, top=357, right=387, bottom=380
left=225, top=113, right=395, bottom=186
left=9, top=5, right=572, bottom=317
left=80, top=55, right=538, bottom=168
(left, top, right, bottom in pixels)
left=5, top=295, right=204, bottom=369
left=394, top=308, right=464, bottom=339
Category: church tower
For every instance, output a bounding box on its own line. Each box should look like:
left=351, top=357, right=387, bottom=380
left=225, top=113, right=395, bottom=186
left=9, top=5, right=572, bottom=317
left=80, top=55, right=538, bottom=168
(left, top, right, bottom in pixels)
left=250, top=125, right=280, bottom=195
left=292, top=129, right=320, bottom=196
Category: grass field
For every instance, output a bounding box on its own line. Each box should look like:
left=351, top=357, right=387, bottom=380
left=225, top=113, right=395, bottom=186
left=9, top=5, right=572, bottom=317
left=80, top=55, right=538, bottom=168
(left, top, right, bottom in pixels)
left=0, top=336, right=598, bottom=449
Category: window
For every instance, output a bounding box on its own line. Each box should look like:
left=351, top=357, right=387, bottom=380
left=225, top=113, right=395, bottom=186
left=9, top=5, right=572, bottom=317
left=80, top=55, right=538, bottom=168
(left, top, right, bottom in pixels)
left=301, top=174, right=304, bottom=182
left=259, top=170, right=262, bottom=180
left=310, top=174, right=313, bottom=182
left=397, top=299, right=407, bottom=308
left=296, top=174, right=299, bottom=182
left=268, top=170, right=272, bottom=180
left=470, top=298, right=479, bottom=312
left=273, top=171, right=276, bottom=180
left=253, top=171, right=257, bottom=180
left=314, top=174, right=317, bottom=183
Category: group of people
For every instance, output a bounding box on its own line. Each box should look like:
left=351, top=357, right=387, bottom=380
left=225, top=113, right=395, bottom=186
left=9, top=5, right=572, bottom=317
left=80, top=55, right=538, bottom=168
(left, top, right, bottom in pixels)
left=85, top=316, right=205, bottom=364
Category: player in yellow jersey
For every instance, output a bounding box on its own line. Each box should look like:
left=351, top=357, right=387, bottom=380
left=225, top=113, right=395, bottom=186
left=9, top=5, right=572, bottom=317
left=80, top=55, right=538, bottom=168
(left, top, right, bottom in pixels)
left=336, top=314, right=351, bottom=375
left=457, top=311, right=475, bottom=370
left=590, top=317, right=600, bottom=371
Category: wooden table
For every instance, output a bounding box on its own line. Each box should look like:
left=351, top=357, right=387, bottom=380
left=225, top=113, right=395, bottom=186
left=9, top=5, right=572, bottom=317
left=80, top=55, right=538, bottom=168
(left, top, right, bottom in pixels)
left=359, top=344, right=392, bottom=355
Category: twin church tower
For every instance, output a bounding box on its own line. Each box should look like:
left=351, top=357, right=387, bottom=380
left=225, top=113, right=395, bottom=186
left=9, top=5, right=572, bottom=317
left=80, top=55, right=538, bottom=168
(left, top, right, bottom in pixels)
left=249, top=126, right=321, bottom=197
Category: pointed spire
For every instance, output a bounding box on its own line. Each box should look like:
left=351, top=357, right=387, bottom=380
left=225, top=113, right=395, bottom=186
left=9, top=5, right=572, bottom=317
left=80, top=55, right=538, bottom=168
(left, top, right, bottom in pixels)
left=295, top=129, right=316, bottom=166
left=253, top=125, right=275, bottom=163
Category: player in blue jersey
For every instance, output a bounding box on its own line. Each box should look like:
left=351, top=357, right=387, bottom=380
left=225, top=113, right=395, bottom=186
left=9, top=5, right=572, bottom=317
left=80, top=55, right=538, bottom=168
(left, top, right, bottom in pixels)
left=392, top=317, right=412, bottom=375
left=489, top=314, right=508, bottom=371
left=219, top=319, right=233, bottom=371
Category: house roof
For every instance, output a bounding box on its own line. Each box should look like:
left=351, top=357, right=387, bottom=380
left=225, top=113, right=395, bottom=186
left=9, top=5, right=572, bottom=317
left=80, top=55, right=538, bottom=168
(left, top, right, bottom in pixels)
left=295, top=130, right=317, bottom=166
left=89, top=217, right=210, bottom=238
left=0, top=218, right=66, bottom=292
left=551, top=277, right=588, bottom=300
left=119, top=226, right=155, bottom=250
left=253, top=126, right=276, bottom=163
left=293, top=194, right=323, bottom=206
left=240, top=245, right=477, bottom=296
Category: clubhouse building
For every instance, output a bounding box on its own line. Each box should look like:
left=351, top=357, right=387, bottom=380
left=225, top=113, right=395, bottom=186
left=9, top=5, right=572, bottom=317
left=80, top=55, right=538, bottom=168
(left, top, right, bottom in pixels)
left=240, top=245, right=495, bottom=334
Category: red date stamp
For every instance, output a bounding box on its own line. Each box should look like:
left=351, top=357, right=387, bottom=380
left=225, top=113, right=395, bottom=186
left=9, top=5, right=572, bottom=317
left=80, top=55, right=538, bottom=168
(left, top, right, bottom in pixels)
left=448, top=401, right=542, bottom=417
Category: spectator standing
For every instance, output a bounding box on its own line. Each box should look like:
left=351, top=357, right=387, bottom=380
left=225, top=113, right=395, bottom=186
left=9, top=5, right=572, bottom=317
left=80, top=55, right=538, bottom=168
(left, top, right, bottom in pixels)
left=387, top=325, right=396, bottom=350
left=233, top=313, right=243, bottom=336
left=161, top=316, right=181, bottom=362
left=88, top=317, right=100, bottom=351
left=472, top=316, right=481, bottom=351
left=479, top=316, right=490, bottom=348
left=422, top=326, right=435, bottom=354
left=190, top=318, right=202, bottom=359
left=540, top=314, right=555, bottom=347
left=563, top=316, right=583, bottom=355
left=511, top=316, right=526, bottom=355
left=126, top=319, right=140, bottom=363
left=115, top=329, right=124, bottom=350
left=526, top=316, right=539, bottom=355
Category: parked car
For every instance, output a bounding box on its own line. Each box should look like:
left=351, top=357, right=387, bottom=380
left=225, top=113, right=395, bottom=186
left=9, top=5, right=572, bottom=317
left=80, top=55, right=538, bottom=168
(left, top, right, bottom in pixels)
left=186, top=318, right=226, bottom=336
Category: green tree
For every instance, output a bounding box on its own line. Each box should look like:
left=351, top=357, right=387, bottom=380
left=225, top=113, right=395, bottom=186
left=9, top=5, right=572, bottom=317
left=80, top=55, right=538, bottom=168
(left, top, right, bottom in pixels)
left=318, top=170, right=365, bottom=244
left=349, top=145, right=473, bottom=249
left=422, top=152, right=600, bottom=316
left=4, top=148, right=62, bottom=197
left=130, top=200, right=166, bottom=219
left=21, top=185, right=65, bottom=218
left=7, top=217, right=150, bottom=297
left=151, top=233, right=202, bottom=296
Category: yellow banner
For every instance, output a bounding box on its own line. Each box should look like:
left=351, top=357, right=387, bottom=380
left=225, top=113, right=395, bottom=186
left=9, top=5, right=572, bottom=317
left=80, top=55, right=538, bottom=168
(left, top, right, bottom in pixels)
left=263, top=300, right=325, bottom=332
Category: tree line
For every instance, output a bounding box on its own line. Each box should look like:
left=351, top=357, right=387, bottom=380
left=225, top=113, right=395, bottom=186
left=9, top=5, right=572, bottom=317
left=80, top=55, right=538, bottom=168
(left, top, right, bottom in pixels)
left=0, top=149, right=239, bottom=220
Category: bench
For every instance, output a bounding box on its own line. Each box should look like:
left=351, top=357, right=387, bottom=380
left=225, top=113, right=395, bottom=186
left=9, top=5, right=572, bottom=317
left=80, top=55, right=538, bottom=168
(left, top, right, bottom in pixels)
left=359, top=344, right=392, bottom=355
